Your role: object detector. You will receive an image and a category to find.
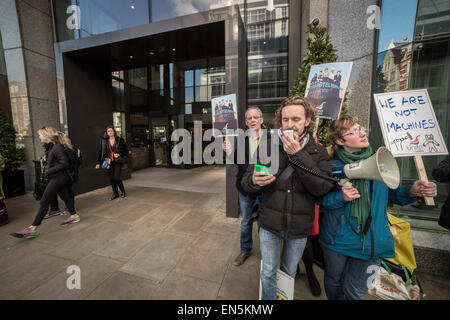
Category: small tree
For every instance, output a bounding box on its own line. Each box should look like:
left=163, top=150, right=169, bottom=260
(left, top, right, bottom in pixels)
left=0, top=107, right=25, bottom=171
left=290, top=22, right=348, bottom=146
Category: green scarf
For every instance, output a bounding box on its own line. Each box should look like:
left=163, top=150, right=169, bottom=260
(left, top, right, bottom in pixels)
left=336, top=146, right=373, bottom=237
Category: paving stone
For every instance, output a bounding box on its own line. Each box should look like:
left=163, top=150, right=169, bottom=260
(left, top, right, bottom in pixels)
left=86, top=271, right=159, bottom=300
left=22, top=254, right=123, bottom=300
left=43, top=220, right=128, bottom=260
left=151, top=272, right=220, bottom=300
left=218, top=268, right=260, bottom=300
left=168, top=210, right=214, bottom=236
left=93, top=219, right=164, bottom=262
left=0, top=252, right=71, bottom=300
left=120, top=231, right=194, bottom=282
left=172, top=231, right=236, bottom=283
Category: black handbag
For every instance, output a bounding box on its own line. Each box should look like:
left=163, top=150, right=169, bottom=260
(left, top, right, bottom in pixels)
left=33, top=178, right=49, bottom=200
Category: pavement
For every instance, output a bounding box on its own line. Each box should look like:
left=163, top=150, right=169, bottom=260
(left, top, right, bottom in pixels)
left=0, top=166, right=449, bottom=300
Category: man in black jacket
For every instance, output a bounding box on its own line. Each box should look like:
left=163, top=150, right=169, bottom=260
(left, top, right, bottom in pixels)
left=433, top=155, right=450, bottom=229
left=241, top=97, right=334, bottom=300
left=224, top=107, right=265, bottom=266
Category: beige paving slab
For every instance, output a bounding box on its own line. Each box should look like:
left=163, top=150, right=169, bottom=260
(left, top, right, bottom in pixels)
left=168, top=210, right=214, bottom=236
left=144, top=204, right=191, bottom=228
left=93, top=219, right=164, bottom=262
left=86, top=271, right=159, bottom=300
left=218, top=268, right=260, bottom=300
left=119, top=231, right=194, bottom=282
left=151, top=272, right=220, bottom=300
left=0, top=252, right=72, bottom=300
left=172, top=231, right=236, bottom=283
left=114, top=203, right=162, bottom=225
left=201, top=210, right=240, bottom=237
left=0, top=241, right=64, bottom=276
left=33, top=214, right=106, bottom=245
left=43, top=220, right=128, bottom=261
left=23, top=254, right=123, bottom=300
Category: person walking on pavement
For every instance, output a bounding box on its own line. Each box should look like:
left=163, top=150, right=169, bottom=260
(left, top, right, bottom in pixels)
left=241, top=97, right=334, bottom=300
left=319, top=116, right=437, bottom=300
left=11, top=127, right=80, bottom=239
left=223, top=107, right=265, bottom=266
left=42, top=136, right=74, bottom=219
left=96, top=125, right=129, bottom=200
left=432, top=154, right=450, bottom=230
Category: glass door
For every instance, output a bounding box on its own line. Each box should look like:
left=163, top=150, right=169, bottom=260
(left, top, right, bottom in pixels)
left=153, top=125, right=168, bottom=166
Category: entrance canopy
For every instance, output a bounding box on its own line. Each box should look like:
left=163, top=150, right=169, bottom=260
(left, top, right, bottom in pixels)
left=54, top=6, right=246, bottom=218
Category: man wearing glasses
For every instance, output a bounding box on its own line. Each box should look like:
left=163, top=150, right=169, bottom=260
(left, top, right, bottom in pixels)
left=223, top=107, right=265, bottom=267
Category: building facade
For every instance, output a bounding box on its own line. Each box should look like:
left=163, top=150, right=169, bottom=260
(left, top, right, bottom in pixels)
left=0, top=0, right=449, bottom=276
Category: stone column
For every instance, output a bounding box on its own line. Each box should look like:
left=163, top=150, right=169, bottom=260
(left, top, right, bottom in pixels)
left=0, top=0, right=59, bottom=189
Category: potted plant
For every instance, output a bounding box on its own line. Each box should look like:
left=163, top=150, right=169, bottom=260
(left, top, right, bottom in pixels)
left=0, top=107, right=26, bottom=198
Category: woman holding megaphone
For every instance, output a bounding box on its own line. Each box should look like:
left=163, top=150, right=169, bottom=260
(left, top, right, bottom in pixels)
left=318, top=116, right=437, bottom=300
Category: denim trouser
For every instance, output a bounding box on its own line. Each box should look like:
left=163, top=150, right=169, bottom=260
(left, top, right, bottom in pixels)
left=259, top=227, right=307, bottom=300
left=322, top=246, right=381, bottom=300
left=238, top=192, right=255, bottom=254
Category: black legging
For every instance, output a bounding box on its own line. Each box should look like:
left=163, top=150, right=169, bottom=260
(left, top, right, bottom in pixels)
left=33, top=173, right=76, bottom=226
left=50, top=181, right=74, bottom=211
left=107, top=163, right=125, bottom=196
left=302, top=236, right=315, bottom=274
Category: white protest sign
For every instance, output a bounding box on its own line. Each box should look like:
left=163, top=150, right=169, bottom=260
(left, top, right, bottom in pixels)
left=259, top=260, right=294, bottom=300
left=373, top=89, right=448, bottom=157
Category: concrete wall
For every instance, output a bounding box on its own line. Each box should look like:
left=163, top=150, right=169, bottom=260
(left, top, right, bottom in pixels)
left=0, top=0, right=59, bottom=189
left=327, top=0, right=378, bottom=129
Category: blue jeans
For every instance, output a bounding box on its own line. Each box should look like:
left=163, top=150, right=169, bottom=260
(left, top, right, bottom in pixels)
left=322, top=246, right=381, bottom=300
left=239, top=192, right=255, bottom=254
left=259, top=227, right=307, bottom=300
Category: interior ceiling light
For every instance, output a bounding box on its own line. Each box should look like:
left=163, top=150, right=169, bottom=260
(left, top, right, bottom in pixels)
left=172, top=48, right=176, bottom=52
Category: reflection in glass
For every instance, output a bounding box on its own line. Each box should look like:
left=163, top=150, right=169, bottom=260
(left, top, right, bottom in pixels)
left=414, top=0, right=450, bottom=41
left=150, top=0, right=244, bottom=23
left=377, top=0, right=418, bottom=53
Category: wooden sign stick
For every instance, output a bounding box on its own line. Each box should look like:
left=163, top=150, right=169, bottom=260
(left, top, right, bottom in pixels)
left=413, top=155, right=435, bottom=206
left=313, top=118, right=320, bottom=139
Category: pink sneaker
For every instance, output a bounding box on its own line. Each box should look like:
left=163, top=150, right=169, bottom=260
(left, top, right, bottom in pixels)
left=10, top=227, right=37, bottom=239
left=60, top=215, right=80, bottom=227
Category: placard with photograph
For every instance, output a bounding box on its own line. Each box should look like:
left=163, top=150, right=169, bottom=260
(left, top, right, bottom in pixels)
left=211, top=93, right=238, bottom=137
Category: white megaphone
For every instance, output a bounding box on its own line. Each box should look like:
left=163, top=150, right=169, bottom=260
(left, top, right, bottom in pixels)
left=332, top=147, right=400, bottom=189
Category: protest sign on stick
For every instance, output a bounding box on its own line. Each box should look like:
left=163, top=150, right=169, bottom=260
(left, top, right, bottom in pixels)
left=305, top=62, right=353, bottom=120
left=211, top=93, right=239, bottom=137
left=373, top=89, right=448, bottom=205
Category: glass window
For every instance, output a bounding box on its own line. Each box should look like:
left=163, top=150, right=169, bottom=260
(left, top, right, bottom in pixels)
left=371, top=0, right=450, bottom=231
left=53, top=0, right=151, bottom=42
left=150, top=0, right=245, bottom=23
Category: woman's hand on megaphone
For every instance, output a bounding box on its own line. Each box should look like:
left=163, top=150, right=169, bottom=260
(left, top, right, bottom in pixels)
left=342, top=185, right=360, bottom=202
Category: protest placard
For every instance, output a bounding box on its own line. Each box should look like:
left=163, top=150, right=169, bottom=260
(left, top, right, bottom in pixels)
left=373, top=89, right=448, bottom=157
left=211, top=93, right=238, bottom=137
left=305, top=62, right=353, bottom=120
left=259, top=261, right=295, bottom=300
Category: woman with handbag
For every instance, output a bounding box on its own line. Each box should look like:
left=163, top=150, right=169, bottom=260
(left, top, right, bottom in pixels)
left=95, top=125, right=128, bottom=200
left=10, top=127, right=80, bottom=239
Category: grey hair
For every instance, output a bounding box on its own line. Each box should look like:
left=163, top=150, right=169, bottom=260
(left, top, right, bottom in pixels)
left=245, top=107, right=263, bottom=119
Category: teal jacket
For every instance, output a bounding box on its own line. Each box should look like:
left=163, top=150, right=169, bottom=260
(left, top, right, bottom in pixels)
left=319, top=157, right=418, bottom=260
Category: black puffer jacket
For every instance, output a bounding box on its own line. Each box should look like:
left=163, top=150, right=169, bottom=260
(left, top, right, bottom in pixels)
left=432, top=155, right=450, bottom=230
left=241, top=135, right=333, bottom=239
left=96, top=137, right=128, bottom=164
left=43, top=143, right=70, bottom=178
